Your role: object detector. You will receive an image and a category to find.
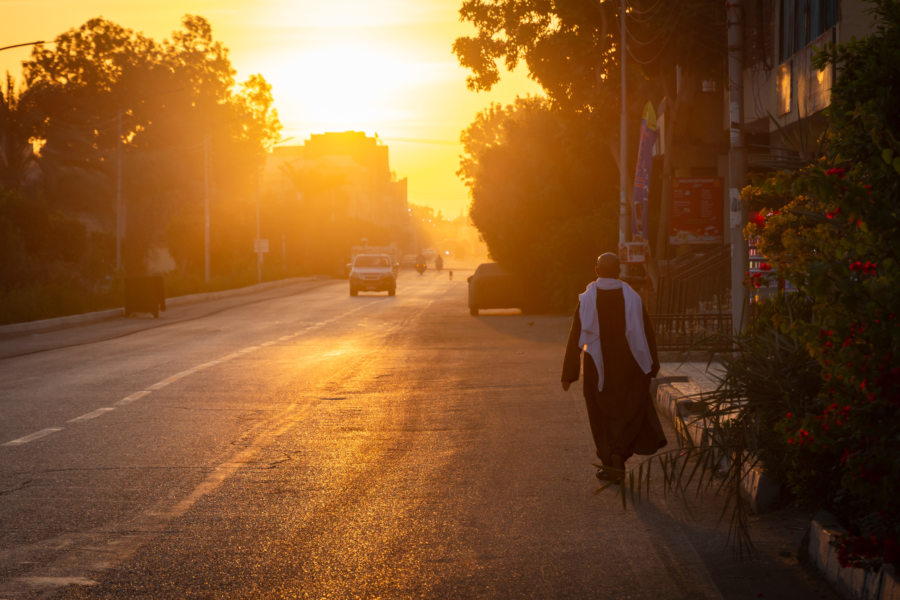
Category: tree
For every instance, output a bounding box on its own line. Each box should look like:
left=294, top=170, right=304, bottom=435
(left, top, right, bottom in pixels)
left=21, top=15, right=281, bottom=277
left=454, top=0, right=726, bottom=280
left=0, top=75, right=42, bottom=194
left=459, top=96, right=617, bottom=309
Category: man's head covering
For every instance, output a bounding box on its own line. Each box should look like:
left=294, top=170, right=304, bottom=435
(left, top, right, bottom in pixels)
left=596, top=252, right=620, bottom=279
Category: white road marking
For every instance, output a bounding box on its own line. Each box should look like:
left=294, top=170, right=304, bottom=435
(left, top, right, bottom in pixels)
left=16, top=576, right=98, bottom=588
left=147, top=374, right=182, bottom=390
left=2, top=428, right=64, bottom=447
left=2, top=304, right=371, bottom=448
left=116, top=390, right=151, bottom=406
left=68, top=407, right=116, bottom=423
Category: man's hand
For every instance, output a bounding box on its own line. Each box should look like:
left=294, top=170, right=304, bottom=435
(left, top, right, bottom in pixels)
left=561, top=381, right=571, bottom=391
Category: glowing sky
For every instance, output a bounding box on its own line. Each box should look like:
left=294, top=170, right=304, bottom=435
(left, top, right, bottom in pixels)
left=0, top=0, right=541, bottom=216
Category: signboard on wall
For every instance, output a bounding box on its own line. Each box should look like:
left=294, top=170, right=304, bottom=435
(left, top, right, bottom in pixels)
left=631, top=102, right=657, bottom=242
left=670, top=177, right=723, bottom=245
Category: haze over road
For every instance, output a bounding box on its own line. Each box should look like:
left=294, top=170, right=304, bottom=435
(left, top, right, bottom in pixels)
left=0, top=269, right=836, bottom=599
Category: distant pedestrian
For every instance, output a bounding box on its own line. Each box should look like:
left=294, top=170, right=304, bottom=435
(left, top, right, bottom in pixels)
left=561, top=252, right=666, bottom=482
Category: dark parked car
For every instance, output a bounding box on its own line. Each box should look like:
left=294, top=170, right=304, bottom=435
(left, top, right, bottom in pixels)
left=467, top=262, right=526, bottom=316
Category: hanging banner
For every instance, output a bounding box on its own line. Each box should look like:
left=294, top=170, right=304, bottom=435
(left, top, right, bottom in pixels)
left=631, top=102, right=658, bottom=242
left=669, top=177, right=724, bottom=244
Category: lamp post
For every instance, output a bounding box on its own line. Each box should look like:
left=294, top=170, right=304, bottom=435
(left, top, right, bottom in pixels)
left=727, top=0, right=747, bottom=334
left=0, top=41, right=44, bottom=52
left=116, top=110, right=124, bottom=271
left=255, top=137, right=295, bottom=283
left=618, top=0, right=628, bottom=251
left=114, top=88, right=183, bottom=273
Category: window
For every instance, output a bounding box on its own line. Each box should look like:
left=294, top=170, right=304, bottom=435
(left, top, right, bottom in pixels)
left=779, top=0, right=837, bottom=62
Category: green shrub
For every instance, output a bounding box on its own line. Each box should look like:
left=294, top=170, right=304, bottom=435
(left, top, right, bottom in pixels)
left=738, top=0, right=900, bottom=567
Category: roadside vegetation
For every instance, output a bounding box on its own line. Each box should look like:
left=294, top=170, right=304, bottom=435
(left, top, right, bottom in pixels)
left=735, top=0, right=899, bottom=568
left=0, top=16, right=282, bottom=324
left=631, top=0, right=898, bottom=568
left=455, top=0, right=899, bottom=569
left=454, top=0, right=724, bottom=311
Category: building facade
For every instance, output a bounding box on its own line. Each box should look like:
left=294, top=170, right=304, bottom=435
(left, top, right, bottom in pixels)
left=264, top=131, right=409, bottom=246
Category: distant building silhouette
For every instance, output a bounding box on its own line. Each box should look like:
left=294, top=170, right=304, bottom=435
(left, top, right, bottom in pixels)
left=264, top=131, right=409, bottom=245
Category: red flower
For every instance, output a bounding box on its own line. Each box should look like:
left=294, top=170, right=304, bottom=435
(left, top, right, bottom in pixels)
left=826, top=167, right=846, bottom=178
left=851, top=260, right=878, bottom=274
left=749, top=211, right=766, bottom=227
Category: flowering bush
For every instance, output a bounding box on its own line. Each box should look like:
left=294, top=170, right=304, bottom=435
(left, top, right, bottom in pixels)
left=738, top=0, right=900, bottom=570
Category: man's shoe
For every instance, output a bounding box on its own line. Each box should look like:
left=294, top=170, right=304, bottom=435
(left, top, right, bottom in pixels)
left=595, top=467, right=623, bottom=483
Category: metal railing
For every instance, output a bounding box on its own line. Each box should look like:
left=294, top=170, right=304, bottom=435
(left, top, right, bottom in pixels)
left=650, top=313, right=733, bottom=351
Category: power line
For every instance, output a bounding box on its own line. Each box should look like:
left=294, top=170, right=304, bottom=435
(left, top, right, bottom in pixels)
left=379, top=137, right=459, bottom=147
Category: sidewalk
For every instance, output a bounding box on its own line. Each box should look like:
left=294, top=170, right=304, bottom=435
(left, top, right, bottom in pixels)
left=654, top=361, right=899, bottom=600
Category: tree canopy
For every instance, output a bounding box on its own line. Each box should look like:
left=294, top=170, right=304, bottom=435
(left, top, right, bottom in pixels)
left=460, top=96, right=618, bottom=309
left=12, top=15, right=281, bottom=274
left=0, top=15, right=282, bottom=322
left=454, top=0, right=726, bottom=277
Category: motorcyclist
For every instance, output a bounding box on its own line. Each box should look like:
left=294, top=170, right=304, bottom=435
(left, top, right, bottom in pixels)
left=415, top=254, right=427, bottom=274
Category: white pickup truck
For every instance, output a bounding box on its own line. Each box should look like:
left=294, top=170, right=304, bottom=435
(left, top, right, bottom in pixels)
left=348, top=253, right=397, bottom=296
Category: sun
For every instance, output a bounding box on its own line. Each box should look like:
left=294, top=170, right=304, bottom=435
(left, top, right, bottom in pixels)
left=263, top=40, right=430, bottom=135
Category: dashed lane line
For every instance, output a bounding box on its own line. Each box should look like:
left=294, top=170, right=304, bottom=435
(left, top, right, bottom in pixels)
left=2, top=428, right=65, bottom=447
left=67, top=408, right=116, bottom=423
left=1, top=305, right=368, bottom=447
left=115, top=390, right=151, bottom=406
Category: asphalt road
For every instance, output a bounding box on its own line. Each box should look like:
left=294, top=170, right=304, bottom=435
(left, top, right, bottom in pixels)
left=0, top=269, right=840, bottom=599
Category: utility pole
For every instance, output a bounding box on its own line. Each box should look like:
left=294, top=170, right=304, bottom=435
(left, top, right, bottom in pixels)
left=619, top=0, right=628, bottom=251
left=255, top=163, right=262, bottom=284
left=204, top=134, right=211, bottom=285
left=116, top=110, right=123, bottom=271
left=727, top=0, right=747, bottom=333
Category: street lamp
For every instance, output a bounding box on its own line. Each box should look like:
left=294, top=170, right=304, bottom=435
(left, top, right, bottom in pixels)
left=114, top=88, right=184, bottom=273
left=0, top=41, right=44, bottom=52
left=254, top=137, right=295, bottom=283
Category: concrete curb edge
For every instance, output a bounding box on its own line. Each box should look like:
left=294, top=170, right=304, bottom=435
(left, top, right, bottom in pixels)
left=807, top=511, right=899, bottom=600
left=653, top=378, right=899, bottom=600
left=653, top=379, right=780, bottom=514
left=0, top=276, right=330, bottom=337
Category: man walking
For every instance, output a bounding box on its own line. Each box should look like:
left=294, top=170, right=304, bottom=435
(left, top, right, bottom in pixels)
left=561, top=252, right=666, bottom=482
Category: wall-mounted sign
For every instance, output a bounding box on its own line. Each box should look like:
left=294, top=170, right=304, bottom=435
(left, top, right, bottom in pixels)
left=670, top=177, right=723, bottom=245
left=631, top=102, right=657, bottom=242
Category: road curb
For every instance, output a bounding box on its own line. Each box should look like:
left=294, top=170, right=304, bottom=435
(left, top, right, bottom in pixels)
left=0, top=276, right=329, bottom=337
left=807, top=511, right=900, bottom=600
left=653, top=378, right=899, bottom=600
left=653, top=379, right=781, bottom=514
